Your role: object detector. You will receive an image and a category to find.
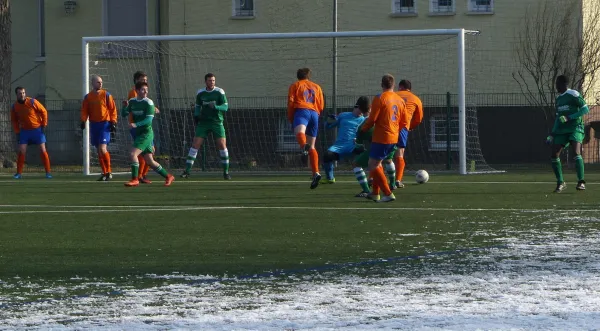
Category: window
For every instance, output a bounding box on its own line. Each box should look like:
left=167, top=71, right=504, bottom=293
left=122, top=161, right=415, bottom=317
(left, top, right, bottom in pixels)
left=392, top=0, right=416, bottom=14
left=468, top=0, right=493, bottom=13
left=102, top=0, right=147, bottom=56
left=430, top=114, right=458, bottom=151
left=430, top=0, right=455, bottom=14
left=277, top=118, right=297, bottom=152
left=38, top=0, right=45, bottom=58
left=232, top=0, right=255, bottom=17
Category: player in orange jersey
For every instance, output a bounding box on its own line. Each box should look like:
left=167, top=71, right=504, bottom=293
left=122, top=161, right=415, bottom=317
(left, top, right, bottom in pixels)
left=287, top=68, right=325, bottom=189
left=10, top=87, right=52, bottom=179
left=383, top=79, right=424, bottom=189
left=360, top=74, right=407, bottom=202
left=123, top=71, right=160, bottom=184
left=81, top=75, right=118, bottom=181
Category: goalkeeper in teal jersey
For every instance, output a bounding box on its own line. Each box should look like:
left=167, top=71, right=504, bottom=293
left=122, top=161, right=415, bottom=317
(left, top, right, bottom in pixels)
left=547, top=75, right=589, bottom=192
left=181, top=73, right=231, bottom=180
left=121, top=82, right=175, bottom=187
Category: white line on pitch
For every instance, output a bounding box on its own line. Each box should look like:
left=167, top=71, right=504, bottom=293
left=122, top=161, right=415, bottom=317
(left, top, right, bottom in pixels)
left=0, top=180, right=597, bottom=185
left=0, top=206, right=598, bottom=214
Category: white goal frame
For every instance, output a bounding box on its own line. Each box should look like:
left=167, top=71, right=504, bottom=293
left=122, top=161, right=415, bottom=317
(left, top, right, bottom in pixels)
left=82, top=29, right=478, bottom=176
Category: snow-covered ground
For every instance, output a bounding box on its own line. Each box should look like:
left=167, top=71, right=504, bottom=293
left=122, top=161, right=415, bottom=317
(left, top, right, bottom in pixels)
left=1, top=214, right=599, bottom=331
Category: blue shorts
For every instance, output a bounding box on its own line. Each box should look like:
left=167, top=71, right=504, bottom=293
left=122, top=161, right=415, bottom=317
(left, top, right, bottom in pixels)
left=328, top=142, right=356, bottom=157
left=19, top=127, right=46, bottom=145
left=396, top=128, right=409, bottom=148
left=293, top=109, right=319, bottom=138
left=369, top=143, right=397, bottom=160
left=90, top=121, right=111, bottom=147
left=130, top=128, right=154, bottom=147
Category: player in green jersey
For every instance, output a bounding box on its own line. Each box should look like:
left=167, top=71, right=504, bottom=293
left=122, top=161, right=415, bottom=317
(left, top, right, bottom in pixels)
left=181, top=73, right=231, bottom=180
left=547, top=75, right=589, bottom=192
left=121, top=82, right=175, bottom=187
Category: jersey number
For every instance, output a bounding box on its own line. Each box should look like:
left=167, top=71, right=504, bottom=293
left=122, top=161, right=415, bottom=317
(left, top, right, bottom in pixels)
left=392, top=105, right=399, bottom=121
left=304, top=89, right=316, bottom=104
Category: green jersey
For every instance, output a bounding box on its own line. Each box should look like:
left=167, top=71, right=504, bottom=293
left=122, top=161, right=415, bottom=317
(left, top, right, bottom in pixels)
left=553, top=89, right=588, bottom=134
left=195, top=87, right=229, bottom=124
left=122, top=97, right=155, bottom=136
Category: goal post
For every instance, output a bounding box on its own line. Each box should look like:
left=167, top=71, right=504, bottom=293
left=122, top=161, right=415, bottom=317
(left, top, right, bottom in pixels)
left=81, top=29, right=496, bottom=176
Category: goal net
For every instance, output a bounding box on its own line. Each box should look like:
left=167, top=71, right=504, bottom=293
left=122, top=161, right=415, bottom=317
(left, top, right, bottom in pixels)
left=82, top=30, right=500, bottom=175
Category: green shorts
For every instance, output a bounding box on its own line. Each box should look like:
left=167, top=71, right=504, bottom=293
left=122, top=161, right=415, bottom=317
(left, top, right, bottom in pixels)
left=353, top=146, right=396, bottom=168
left=195, top=122, right=226, bottom=139
left=553, top=131, right=584, bottom=146
left=133, top=134, right=154, bottom=155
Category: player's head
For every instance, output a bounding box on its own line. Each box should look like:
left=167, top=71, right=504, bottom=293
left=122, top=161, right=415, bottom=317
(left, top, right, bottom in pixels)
left=205, top=73, right=216, bottom=90
left=556, top=75, right=568, bottom=93
left=354, top=96, right=371, bottom=115
left=133, top=71, right=148, bottom=84
left=297, top=68, right=311, bottom=80
left=398, top=79, right=411, bottom=91
left=135, top=81, right=149, bottom=98
left=91, top=75, right=103, bottom=91
left=15, top=87, right=26, bottom=103
left=381, top=74, right=395, bottom=91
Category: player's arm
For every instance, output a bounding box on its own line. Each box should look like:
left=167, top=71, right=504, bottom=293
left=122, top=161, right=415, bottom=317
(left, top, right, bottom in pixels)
left=107, top=94, right=118, bottom=124
left=287, top=84, right=296, bottom=123
left=132, top=102, right=155, bottom=128
left=33, top=100, right=48, bottom=128
left=10, top=106, right=20, bottom=134
left=361, top=96, right=380, bottom=132
left=215, top=91, right=229, bottom=112
left=80, top=95, right=89, bottom=129
left=409, top=99, right=424, bottom=130
left=566, top=95, right=589, bottom=120
left=194, top=93, right=202, bottom=125
left=121, top=101, right=131, bottom=118
left=316, top=85, right=325, bottom=113
left=326, top=112, right=342, bottom=129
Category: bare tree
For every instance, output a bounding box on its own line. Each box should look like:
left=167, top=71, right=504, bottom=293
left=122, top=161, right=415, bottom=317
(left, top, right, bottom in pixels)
left=0, top=0, right=11, bottom=164
left=513, top=0, right=600, bottom=110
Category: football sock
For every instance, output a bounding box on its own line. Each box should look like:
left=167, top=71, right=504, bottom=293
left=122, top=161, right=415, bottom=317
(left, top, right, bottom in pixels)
left=137, top=155, right=146, bottom=177
left=185, top=148, right=198, bottom=173
left=551, top=158, right=563, bottom=183
left=40, top=151, right=51, bottom=173
left=395, top=157, right=405, bottom=182
left=16, top=152, right=25, bottom=174
left=219, top=148, right=230, bottom=174
left=104, top=152, right=112, bottom=174
left=131, top=162, right=139, bottom=179
left=98, top=152, right=107, bottom=175
left=354, top=167, right=370, bottom=192
left=154, top=164, right=169, bottom=178
left=575, top=155, right=585, bottom=181
left=324, top=161, right=335, bottom=180
left=384, top=162, right=396, bottom=186
left=370, top=166, right=392, bottom=196
left=295, top=132, right=307, bottom=149
left=308, top=148, right=319, bottom=175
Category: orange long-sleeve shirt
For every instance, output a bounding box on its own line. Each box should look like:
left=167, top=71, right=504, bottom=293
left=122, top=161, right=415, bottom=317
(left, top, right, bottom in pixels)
left=127, top=87, right=137, bottom=124
left=80, top=89, right=117, bottom=123
left=287, top=79, right=324, bottom=122
left=11, top=98, right=48, bottom=133
left=362, top=91, right=407, bottom=144
left=396, top=90, right=423, bottom=130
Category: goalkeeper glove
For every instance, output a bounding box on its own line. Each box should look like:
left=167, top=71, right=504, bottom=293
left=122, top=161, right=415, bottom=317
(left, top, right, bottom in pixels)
left=80, top=122, right=86, bottom=130
left=559, top=115, right=569, bottom=123
left=545, top=135, right=554, bottom=145
left=327, top=114, right=337, bottom=120
left=109, top=122, right=117, bottom=132
left=193, top=116, right=200, bottom=126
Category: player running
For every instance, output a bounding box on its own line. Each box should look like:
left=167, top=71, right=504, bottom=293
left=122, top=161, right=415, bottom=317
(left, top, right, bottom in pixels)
left=121, top=82, right=174, bottom=187
left=360, top=74, right=407, bottom=202
left=288, top=68, right=325, bottom=189
left=181, top=73, right=231, bottom=180
left=547, top=75, right=589, bottom=192
left=321, top=96, right=370, bottom=184
left=80, top=75, right=117, bottom=181
left=10, top=87, right=52, bottom=179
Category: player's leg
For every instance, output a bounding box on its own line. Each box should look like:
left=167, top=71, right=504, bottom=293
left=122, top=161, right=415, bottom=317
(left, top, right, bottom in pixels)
left=322, top=150, right=340, bottom=183
left=33, top=127, right=52, bottom=178
left=181, top=125, right=206, bottom=178
left=215, top=124, right=231, bottom=180
left=550, top=138, right=566, bottom=193
left=352, top=151, right=371, bottom=197
left=293, top=109, right=311, bottom=164
left=306, top=111, right=321, bottom=189
left=125, top=147, right=143, bottom=187
left=383, top=149, right=396, bottom=189
left=367, top=143, right=395, bottom=202
left=91, top=121, right=111, bottom=181
left=139, top=145, right=154, bottom=182
left=143, top=149, right=175, bottom=186
left=394, top=128, right=409, bottom=188
left=14, top=138, right=27, bottom=179
left=570, top=133, right=585, bottom=190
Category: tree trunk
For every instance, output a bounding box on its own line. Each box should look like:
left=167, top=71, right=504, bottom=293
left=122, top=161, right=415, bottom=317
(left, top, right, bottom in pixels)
left=0, top=0, right=12, bottom=162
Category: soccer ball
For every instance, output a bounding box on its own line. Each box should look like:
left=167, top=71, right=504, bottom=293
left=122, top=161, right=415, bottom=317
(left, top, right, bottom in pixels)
left=415, top=170, right=429, bottom=184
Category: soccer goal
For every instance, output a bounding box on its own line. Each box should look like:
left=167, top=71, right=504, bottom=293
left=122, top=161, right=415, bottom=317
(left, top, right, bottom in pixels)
left=82, top=29, right=500, bottom=176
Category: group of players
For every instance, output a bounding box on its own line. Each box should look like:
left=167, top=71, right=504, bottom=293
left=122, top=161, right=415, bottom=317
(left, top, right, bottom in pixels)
left=8, top=71, right=589, bottom=194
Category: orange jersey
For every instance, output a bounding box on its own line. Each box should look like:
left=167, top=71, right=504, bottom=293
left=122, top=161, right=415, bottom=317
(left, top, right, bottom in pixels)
left=80, top=89, right=117, bottom=123
left=127, top=87, right=137, bottom=123
left=362, top=91, right=407, bottom=144
left=287, top=79, right=324, bottom=122
left=396, top=90, right=423, bottom=130
left=10, top=98, right=48, bottom=133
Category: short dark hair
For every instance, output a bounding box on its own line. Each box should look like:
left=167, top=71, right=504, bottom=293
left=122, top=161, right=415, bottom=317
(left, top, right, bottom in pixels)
left=135, top=81, right=149, bottom=90
left=133, top=71, right=147, bottom=83
left=355, top=96, right=370, bottom=113
left=15, top=86, right=25, bottom=94
left=205, top=73, right=215, bottom=81
left=556, top=75, right=569, bottom=85
left=398, top=79, right=411, bottom=90
left=381, top=74, right=395, bottom=89
left=297, top=68, right=311, bottom=80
